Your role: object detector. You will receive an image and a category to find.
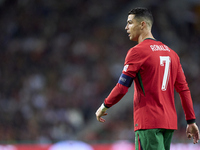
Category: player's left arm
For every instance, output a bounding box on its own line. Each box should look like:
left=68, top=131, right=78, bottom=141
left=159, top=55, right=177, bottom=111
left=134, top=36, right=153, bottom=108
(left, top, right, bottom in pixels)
left=175, top=62, right=196, bottom=123
left=175, top=62, right=199, bottom=143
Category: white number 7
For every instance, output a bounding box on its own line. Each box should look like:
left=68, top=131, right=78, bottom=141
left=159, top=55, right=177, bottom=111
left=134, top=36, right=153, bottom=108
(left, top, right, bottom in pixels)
left=160, top=56, right=171, bottom=91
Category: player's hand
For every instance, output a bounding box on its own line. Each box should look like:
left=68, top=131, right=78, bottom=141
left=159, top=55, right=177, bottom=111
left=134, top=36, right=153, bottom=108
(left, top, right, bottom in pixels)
left=95, top=106, right=107, bottom=123
left=186, top=123, right=200, bottom=144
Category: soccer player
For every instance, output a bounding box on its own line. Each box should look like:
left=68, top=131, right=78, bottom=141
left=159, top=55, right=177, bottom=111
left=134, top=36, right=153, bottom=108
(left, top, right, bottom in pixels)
left=95, top=7, right=200, bottom=150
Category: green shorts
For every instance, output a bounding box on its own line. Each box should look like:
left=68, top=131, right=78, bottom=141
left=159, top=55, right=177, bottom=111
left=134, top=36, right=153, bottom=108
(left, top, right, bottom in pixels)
left=135, top=129, right=174, bottom=150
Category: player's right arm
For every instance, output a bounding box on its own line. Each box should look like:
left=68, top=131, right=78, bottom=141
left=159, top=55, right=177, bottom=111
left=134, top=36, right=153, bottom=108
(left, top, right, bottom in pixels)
left=95, top=76, right=133, bottom=123
left=95, top=47, right=138, bottom=122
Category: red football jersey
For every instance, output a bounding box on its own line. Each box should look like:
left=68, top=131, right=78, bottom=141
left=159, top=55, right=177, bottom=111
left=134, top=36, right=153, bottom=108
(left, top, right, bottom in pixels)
left=123, top=38, right=195, bottom=131
left=104, top=38, right=196, bottom=131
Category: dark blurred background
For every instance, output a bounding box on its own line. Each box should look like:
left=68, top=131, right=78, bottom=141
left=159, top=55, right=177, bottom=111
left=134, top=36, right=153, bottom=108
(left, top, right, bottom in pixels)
left=0, top=0, right=200, bottom=144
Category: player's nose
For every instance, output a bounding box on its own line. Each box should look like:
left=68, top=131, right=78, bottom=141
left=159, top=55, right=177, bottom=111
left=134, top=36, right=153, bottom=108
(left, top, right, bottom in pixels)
left=125, top=24, right=128, bottom=30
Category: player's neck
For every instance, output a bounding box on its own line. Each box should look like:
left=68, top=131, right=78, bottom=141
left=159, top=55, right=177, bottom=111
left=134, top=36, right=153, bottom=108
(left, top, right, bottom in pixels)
left=138, top=31, right=154, bottom=44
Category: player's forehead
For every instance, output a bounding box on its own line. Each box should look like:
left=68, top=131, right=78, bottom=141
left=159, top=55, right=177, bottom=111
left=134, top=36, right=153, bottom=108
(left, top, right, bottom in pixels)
left=127, top=14, right=136, bottom=23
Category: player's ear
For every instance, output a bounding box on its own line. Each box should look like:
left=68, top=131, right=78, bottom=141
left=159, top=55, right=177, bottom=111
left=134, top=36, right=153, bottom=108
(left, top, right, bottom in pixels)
left=140, top=21, right=146, bottom=30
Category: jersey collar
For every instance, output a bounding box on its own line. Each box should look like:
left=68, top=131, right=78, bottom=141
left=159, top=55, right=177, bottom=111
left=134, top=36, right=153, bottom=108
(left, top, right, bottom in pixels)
left=144, top=38, right=157, bottom=41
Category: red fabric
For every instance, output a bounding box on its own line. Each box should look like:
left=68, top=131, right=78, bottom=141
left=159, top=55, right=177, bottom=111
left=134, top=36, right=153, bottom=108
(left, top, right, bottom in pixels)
left=104, top=39, right=196, bottom=131
left=174, top=63, right=195, bottom=121
left=104, top=83, right=128, bottom=107
left=138, top=133, right=142, bottom=150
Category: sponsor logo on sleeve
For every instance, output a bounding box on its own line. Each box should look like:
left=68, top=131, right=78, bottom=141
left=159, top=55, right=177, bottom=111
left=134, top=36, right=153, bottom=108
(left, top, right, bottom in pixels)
left=119, top=76, right=126, bottom=83
left=123, top=65, right=129, bottom=72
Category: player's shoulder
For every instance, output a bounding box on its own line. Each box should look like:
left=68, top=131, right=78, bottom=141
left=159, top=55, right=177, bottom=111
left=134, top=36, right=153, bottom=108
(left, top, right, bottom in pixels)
left=128, top=42, right=144, bottom=52
left=127, top=45, right=140, bottom=56
left=126, top=40, right=153, bottom=57
left=128, top=39, right=157, bottom=54
left=125, top=45, right=141, bottom=60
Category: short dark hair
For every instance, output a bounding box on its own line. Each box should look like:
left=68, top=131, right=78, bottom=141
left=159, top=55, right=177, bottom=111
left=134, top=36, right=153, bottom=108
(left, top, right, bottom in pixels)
left=128, top=7, right=153, bottom=27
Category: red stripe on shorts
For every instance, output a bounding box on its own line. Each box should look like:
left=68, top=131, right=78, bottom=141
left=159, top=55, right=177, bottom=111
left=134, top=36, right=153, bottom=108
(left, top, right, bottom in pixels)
left=137, top=133, right=143, bottom=150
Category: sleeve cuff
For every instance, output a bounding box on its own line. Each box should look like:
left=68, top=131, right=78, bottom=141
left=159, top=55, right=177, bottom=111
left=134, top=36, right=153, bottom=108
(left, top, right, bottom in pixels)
left=103, top=103, right=110, bottom=108
left=187, top=119, right=196, bottom=124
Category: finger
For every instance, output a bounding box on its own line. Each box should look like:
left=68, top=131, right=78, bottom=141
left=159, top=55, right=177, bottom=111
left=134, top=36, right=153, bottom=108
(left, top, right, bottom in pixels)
left=193, top=133, right=200, bottom=144
left=187, top=133, right=192, bottom=139
left=193, top=137, right=198, bottom=144
left=196, top=132, right=200, bottom=140
left=102, top=113, right=108, bottom=116
left=193, top=136, right=197, bottom=144
left=96, top=112, right=107, bottom=118
left=96, top=115, right=105, bottom=122
left=99, top=117, right=106, bottom=123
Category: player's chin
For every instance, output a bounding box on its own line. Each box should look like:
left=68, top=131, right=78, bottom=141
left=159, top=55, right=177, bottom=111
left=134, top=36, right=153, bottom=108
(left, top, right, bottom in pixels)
left=129, top=35, right=135, bottom=41
left=129, top=37, right=135, bottom=41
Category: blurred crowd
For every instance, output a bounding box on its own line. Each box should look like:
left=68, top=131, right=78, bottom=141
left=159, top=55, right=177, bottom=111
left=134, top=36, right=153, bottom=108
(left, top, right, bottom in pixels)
left=0, top=0, right=200, bottom=144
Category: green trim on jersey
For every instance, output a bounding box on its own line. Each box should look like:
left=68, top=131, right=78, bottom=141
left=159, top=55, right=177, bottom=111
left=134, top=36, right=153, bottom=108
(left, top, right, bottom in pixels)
left=144, top=38, right=157, bottom=41
left=137, top=71, right=145, bottom=96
